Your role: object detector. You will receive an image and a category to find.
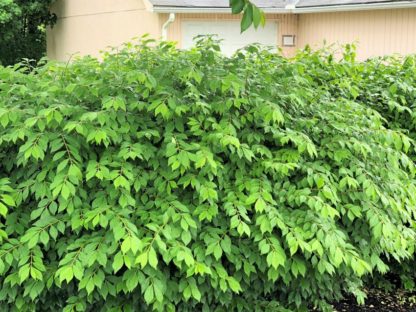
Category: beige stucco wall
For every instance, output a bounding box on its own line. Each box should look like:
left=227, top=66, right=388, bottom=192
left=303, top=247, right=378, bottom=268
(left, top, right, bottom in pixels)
left=47, top=0, right=416, bottom=62
left=47, top=0, right=162, bottom=61
left=47, top=1, right=298, bottom=61
left=298, top=8, right=416, bottom=60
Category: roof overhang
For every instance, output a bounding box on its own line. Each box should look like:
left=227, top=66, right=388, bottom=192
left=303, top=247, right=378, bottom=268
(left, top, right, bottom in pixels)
left=151, top=7, right=286, bottom=13
left=151, top=1, right=416, bottom=14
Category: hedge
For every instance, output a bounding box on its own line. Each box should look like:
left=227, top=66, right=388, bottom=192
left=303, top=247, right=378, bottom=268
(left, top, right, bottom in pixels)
left=294, top=46, right=416, bottom=290
left=0, top=39, right=416, bottom=311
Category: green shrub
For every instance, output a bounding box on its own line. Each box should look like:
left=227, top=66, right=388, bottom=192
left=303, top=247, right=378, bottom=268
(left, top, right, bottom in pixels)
left=294, top=45, right=416, bottom=140
left=293, top=46, right=416, bottom=291
left=0, top=39, right=416, bottom=311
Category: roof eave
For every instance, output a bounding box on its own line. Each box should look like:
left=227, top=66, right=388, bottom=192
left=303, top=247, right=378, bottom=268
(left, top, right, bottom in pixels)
left=151, top=1, right=416, bottom=14
left=150, top=7, right=287, bottom=13
left=295, top=1, right=416, bottom=13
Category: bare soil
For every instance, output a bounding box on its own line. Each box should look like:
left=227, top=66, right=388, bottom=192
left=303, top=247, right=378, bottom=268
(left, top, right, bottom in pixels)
left=333, top=289, right=416, bottom=312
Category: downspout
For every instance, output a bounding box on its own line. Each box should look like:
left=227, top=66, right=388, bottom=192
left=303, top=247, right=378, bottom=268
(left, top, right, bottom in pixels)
left=162, top=13, right=175, bottom=40
left=285, top=0, right=300, bottom=11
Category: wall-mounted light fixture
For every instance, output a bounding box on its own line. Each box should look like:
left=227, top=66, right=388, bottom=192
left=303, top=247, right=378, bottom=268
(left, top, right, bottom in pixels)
left=282, top=35, right=296, bottom=47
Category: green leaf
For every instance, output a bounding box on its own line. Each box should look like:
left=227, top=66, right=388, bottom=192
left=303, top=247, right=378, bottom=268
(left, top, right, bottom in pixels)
left=0, top=203, right=7, bottom=217
left=254, top=198, right=266, bottom=212
left=231, top=0, right=245, bottom=14
left=19, top=264, right=30, bottom=283
left=102, top=96, right=126, bottom=111
left=1, top=194, right=15, bottom=207
left=190, top=282, right=201, bottom=301
left=114, top=175, right=130, bottom=190
left=227, top=277, right=242, bottom=293
left=112, top=252, right=124, bottom=273
left=58, top=266, right=73, bottom=283
left=241, top=4, right=253, bottom=32
left=148, top=247, right=158, bottom=269
left=252, top=6, right=262, bottom=28
left=144, top=285, right=154, bottom=304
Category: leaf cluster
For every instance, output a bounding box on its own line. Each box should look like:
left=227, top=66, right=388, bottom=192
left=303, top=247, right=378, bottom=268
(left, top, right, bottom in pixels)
left=230, top=0, right=265, bottom=32
left=293, top=45, right=416, bottom=292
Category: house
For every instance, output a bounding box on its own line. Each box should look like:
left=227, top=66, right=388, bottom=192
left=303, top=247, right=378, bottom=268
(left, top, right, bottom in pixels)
left=47, top=0, right=416, bottom=61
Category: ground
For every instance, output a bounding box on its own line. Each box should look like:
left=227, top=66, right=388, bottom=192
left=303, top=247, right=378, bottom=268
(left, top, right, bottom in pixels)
left=333, top=289, right=416, bottom=312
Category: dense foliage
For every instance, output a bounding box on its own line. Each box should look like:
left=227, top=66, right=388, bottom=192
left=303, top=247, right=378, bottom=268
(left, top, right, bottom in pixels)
left=0, top=0, right=56, bottom=66
left=294, top=46, right=416, bottom=140
left=0, top=39, right=416, bottom=311
left=296, top=46, right=416, bottom=290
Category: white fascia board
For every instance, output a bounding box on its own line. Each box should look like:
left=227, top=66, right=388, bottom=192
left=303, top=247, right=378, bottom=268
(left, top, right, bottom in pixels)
left=294, top=1, right=416, bottom=13
left=151, top=2, right=416, bottom=14
left=151, top=7, right=287, bottom=13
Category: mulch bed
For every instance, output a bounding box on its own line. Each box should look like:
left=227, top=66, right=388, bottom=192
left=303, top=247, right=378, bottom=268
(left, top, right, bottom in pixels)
left=332, top=289, right=416, bottom=312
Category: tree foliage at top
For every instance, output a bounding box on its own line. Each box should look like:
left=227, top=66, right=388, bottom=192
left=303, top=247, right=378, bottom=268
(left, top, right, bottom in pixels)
left=230, top=0, right=265, bottom=31
left=0, top=39, right=416, bottom=311
left=0, top=0, right=55, bottom=66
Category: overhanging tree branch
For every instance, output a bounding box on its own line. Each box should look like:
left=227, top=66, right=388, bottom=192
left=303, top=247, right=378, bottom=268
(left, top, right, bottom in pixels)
left=230, top=0, right=266, bottom=32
